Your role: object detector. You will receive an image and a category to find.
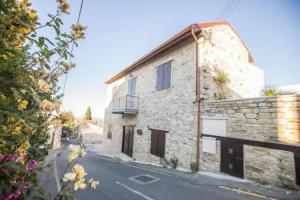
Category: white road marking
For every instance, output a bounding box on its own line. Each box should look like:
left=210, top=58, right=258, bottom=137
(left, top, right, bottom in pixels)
left=218, top=186, right=277, bottom=200
left=115, top=181, right=154, bottom=200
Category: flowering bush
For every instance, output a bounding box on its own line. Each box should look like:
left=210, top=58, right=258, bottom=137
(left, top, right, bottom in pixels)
left=0, top=0, right=87, bottom=199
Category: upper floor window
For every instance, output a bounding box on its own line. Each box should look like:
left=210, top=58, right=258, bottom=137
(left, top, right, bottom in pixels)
left=156, top=61, right=171, bottom=91
left=128, top=77, right=137, bottom=96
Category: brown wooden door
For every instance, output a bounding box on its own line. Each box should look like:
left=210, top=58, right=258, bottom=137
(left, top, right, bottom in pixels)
left=122, top=126, right=134, bottom=157
left=221, top=140, right=244, bottom=178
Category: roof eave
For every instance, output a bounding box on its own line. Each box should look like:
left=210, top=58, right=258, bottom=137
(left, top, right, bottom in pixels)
left=105, top=24, right=201, bottom=84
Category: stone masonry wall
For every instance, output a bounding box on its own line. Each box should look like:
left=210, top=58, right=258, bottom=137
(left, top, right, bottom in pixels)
left=102, top=24, right=265, bottom=169
left=201, top=95, right=300, bottom=188
left=199, top=25, right=264, bottom=101
left=103, top=38, right=198, bottom=168
left=244, top=145, right=295, bottom=188
left=202, top=95, right=300, bottom=145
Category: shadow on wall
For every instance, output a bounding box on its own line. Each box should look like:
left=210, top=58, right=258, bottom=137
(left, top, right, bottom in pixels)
left=276, top=96, right=300, bottom=145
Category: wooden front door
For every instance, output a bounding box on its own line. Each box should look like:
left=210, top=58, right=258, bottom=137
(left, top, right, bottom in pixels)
left=122, top=126, right=134, bottom=157
left=221, top=140, right=244, bottom=178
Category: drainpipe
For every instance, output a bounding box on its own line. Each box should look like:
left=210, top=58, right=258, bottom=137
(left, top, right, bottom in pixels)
left=191, top=26, right=201, bottom=172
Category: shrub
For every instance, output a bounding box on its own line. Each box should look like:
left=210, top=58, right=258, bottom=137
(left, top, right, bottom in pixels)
left=212, top=69, right=230, bottom=100
left=160, top=158, right=169, bottom=168
left=261, top=85, right=296, bottom=97
left=262, top=85, right=279, bottom=96
left=213, top=69, right=230, bottom=87
left=190, top=162, right=197, bottom=173
left=170, top=155, right=179, bottom=169
left=214, top=92, right=226, bottom=100
left=0, top=0, right=86, bottom=199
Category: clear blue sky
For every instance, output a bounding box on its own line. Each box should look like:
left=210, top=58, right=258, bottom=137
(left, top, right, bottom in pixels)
left=31, top=0, right=300, bottom=118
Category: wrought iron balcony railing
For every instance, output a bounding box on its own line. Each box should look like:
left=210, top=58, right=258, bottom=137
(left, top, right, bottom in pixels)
left=112, top=95, right=139, bottom=114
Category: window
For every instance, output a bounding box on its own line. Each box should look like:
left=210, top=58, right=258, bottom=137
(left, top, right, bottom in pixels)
left=128, top=77, right=136, bottom=96
left=107, top=124, right=112, bottom=139
left=150, top=130, right=166, bottom=158
left=156, top=61, right=171, bottom=91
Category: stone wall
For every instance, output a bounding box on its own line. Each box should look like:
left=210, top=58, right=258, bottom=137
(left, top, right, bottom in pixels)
left=244, top=145, right=295, bottom=188
left=103, top=38, right=198, bottom=168
left=201, top=95, right=300, bottom=188
left=202, top=95, right=300, bottom=145
left=199, top=24, right=264, bottom=101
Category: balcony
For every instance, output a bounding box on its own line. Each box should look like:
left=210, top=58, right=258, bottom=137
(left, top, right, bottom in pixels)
left=112, top=95, right=139, bottom=114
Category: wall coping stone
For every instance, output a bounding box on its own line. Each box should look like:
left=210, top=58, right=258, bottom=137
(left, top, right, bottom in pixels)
left=206, top=95, right=300, bottom=104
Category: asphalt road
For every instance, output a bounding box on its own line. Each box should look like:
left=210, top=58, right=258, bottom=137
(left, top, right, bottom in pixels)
left=39, top=144, right=270, bottom=200
left=40, top=140, right=299, bottom=200
left=76, top=154, right=261, bottom=200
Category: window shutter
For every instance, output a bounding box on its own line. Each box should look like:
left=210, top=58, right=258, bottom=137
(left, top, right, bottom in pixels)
left=157, top=132, right=166, bottom=158
left=128, top=79, right=132, bottom=95
left=131, top=77, right=136, bottom=96
left=163, top=62, right=171, bottom=89
left=150, top=130, right=166, bottom=158
left=150, top=131, right=157, bottom=155
left=156, top=65, right=163, bottom=90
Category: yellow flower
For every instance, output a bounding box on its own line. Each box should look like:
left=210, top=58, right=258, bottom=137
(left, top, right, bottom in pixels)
left=40, top=99, right=54, bottom=111
left=28, top=9, right=39, bottom=21
left=72, top=164, right=87, bottom=180
left=38, top=71, right=48, bottom=79
left=71, top=24, right=86, bottom=40
left=38, top=79, right=52, bottom=93
left=74, top=179, right=86, bottom=191
left=88, top=178, right=99, bottom=189
left=17, top=99, right=28, bottom=110
left=61, top=2, right=70, bottom=14
left=67, top=152, right=78, bottom=162
left=16, top=141, right=30, bottom=155
left=12, top=126, right=21, bottom=134
left=67, top=145, right=85, bottom=162
left=63, top=172, right=76, bottom=182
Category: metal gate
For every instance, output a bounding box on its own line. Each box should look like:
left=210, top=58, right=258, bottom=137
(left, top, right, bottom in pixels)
left=221, top=140, right=244, bottom=178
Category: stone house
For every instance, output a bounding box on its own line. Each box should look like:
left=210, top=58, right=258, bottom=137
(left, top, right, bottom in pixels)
left=102, top=21, right=300, bottom=188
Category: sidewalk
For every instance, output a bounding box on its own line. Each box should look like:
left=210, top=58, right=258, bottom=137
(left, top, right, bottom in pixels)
left=124, top=159, right=300, bottom=200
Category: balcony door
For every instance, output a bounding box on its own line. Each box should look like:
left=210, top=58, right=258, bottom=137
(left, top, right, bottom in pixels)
left=128, top=78, right=136, bottom=109
left=122, top=126, right=134, bottom=157
left=128, top=77, right=136, bottom=96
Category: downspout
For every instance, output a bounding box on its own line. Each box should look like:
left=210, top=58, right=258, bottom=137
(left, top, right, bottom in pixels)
left=191, top=26, right=201, bottom=172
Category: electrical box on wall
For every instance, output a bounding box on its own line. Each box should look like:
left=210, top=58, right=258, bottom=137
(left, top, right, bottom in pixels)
left=202, top=118, right=227, bottom=137
left=202, top=137, right=216, bottom=154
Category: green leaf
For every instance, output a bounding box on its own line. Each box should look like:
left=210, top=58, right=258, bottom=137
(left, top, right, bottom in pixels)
left=38, top=37, right=45, bottom=46
left=54, top=26, right=61, bottom=35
